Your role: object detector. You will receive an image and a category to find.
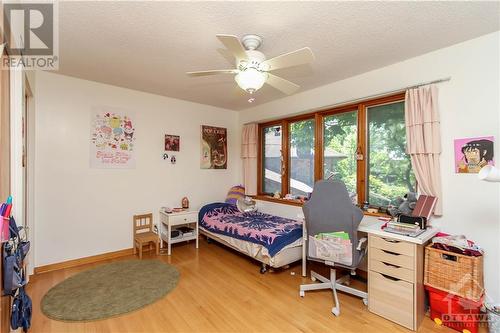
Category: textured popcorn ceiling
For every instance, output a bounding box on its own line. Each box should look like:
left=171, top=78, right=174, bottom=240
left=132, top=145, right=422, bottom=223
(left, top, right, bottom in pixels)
left=56, top=1, right=499, bottom=110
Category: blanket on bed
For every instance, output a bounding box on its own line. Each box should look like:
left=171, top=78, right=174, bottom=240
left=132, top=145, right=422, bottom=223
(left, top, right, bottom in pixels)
left=199, top=203, right=303, bottom=257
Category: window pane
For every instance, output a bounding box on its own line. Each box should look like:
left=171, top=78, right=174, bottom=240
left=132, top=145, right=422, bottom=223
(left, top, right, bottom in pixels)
left=289, top=119, right=315, bottom=196
left=323, top=111, right=358, bottom=200
left=263, top=125, right=282, bottom=195
left=367, top=102, right=416, bottom=207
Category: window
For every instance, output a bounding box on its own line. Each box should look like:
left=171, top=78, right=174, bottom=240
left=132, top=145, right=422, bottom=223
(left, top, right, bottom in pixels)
left=262, top=124, right=282, bottom=195
left=323, top=111, right=358, bottom=197
left=367, top=102, right=416, bottom=206
left=289, top=119, right=315, bottom=196
left=258, top=92, right=413, bottom=209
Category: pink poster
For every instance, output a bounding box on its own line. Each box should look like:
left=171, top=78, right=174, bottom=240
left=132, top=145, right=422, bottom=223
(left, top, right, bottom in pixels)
left=90, top=107, right=136, bottom=169
left=454, top=136, right=494, bottom=173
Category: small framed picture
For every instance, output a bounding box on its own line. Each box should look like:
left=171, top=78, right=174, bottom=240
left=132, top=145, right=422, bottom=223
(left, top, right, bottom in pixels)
left=165, top=134, right=180, bottom=152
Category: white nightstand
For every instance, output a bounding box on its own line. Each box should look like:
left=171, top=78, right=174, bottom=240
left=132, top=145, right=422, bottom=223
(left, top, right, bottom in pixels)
left=159, top=210, right=199, bottom=255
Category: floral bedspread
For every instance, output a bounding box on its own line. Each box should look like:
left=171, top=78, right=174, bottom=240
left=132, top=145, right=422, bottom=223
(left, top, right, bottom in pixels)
left=198, top=203, right=303, bottom=257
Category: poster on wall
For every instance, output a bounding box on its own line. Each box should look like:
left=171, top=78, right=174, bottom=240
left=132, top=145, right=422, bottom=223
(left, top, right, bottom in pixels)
left=90, top=107, right=136, bottom=168
left=200, top=125, right=227, bottom=169
left=165, top=134, right=180, bottom=151
left=454, top=136, right=495, bottom=173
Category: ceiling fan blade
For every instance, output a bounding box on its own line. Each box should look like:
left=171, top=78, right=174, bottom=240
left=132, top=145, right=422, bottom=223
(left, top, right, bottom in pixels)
left=266, top=73, right=300, bottom=95
left=186, top=69, right=238, bottom=77
left=216, top=34, right=248, bottom=62
left=263, top=47, right=314, bottom=71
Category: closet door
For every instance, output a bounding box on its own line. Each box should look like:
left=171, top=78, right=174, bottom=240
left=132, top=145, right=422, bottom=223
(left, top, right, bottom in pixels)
left=0, top=47, right=10, bottom=201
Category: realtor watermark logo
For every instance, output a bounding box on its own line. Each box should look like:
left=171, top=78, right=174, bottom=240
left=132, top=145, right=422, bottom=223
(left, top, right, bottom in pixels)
left=2, top=1, right=59, bottom=70
left=434, top=274, right=490, bottom=329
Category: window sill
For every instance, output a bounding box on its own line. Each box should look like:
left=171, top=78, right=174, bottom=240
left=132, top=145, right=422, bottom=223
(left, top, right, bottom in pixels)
left=252, top=195, right=304, bottom=207
left=252, top=195, right=392, bottom=218
left=363, top=211, right=391, bottom=218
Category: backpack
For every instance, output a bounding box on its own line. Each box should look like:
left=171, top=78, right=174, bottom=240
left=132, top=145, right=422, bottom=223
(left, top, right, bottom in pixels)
left=2, top=217, right=28, bottom=296
left=2, top=244, right=25, bottom=296
left=11, top=287, right=32, bottom=332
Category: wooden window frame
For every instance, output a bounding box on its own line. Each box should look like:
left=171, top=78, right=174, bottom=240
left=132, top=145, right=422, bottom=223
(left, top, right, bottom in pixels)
left=257, top=92, right=406, bottom=206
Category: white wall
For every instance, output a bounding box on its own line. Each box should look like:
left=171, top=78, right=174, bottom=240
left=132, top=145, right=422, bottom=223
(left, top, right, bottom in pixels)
left=34, top=72, right=240, bottom=267
left=256, top=200, right=303, bottom=220
left=240, top=32, right=500, bottom=302
left=9, top=65, right=24, bottom=232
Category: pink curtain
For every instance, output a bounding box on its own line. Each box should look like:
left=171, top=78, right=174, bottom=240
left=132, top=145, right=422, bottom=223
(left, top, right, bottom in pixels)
left=241, top=123, right=258, bottom=195
left=405, top=85, right=443, bottom=215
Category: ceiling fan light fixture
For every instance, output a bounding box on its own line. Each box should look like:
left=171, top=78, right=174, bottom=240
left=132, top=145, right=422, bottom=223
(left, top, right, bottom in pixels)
left=187, top=34, right=314, bottom=97
left=234, top=68, right=268, bottom=94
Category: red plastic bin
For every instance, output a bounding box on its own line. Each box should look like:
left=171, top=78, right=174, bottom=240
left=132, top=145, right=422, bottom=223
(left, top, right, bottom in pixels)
left=426, top=286, right=484, bottom=333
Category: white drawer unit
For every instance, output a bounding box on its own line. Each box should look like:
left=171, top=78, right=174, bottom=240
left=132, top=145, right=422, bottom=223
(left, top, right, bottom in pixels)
left=159, top=210, right=199, bottom=255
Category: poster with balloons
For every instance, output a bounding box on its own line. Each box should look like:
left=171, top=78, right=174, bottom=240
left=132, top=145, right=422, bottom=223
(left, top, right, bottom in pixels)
left=90, top=107, right=136, bottom=168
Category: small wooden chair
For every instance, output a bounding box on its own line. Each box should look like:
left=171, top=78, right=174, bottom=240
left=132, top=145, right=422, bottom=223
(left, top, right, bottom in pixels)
left=133, top=213, right=160, bottom=259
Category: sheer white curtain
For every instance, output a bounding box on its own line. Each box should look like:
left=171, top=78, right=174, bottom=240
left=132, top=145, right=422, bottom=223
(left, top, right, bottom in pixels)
left=241, top=123, right=258, bottom=195
left=405, top=84, right=443, bottom=215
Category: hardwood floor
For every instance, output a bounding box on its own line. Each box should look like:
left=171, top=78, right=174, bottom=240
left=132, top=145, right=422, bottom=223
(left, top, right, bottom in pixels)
left=28, top=239, right=458, bottom=333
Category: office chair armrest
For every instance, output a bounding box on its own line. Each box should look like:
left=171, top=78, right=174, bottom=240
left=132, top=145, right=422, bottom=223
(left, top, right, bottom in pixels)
left=356, top=237, right=367, bottom=251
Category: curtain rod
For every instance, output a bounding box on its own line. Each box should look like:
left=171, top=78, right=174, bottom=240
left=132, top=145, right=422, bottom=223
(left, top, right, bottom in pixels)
left=337, top=76, right=452, bottom=106
left=244, top=76, right=451, bottom=124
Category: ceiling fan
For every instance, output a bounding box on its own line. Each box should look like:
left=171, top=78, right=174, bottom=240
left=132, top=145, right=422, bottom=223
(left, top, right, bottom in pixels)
left=186, top=34, right=314, bottom=96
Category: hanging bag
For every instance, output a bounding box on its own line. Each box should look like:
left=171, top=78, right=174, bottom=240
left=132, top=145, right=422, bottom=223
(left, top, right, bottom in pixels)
left=2, top=245, right=25, bottom=296
left=11, top=286, right=32, bottom=332
left=2, top=217, right=28, bottom=296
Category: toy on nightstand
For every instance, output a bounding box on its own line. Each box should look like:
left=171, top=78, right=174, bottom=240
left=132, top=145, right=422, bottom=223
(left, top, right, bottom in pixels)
left=181, top=197, right=189, bottom=209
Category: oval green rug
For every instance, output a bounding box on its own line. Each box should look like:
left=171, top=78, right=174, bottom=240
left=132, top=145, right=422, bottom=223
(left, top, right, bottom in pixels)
left=41, top=259, right=179, bottom=321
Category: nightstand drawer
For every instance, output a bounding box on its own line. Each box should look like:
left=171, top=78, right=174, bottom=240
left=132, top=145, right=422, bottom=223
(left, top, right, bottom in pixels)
left=370, top=235, right=415, bottom=257
left=368, top=271, right=414, bottom=330
left=167, top=212, right=198, bottom=225
left=371, top=247, right=414, bottom=270
left=370, top=259, right=414, bottom=283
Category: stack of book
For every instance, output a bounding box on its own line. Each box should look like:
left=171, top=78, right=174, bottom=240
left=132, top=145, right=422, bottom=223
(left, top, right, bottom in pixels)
left=384, top=221, right=425, bottom=237
left=171, top=226, right=195, bottom=240
left=177, top=226, right=195, bottom=237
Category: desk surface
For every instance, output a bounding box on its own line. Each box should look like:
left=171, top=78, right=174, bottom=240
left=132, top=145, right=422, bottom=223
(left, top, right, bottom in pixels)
left=358, top=215, right=439, bottom=245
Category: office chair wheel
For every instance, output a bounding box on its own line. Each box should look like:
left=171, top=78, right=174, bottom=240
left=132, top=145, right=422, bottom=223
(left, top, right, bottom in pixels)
left=299, top=290, right=305, bottom=297
left=362, top=298, right=368, bottom=306
left=311, top=276, right=317, bottom=282
left=331, top=307, right=340, bottom=316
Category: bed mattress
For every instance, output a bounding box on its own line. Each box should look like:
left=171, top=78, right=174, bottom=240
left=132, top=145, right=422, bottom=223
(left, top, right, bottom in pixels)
left=198, top=202, right=303, bottom=268
left=200, top=227, right=303, bottom=268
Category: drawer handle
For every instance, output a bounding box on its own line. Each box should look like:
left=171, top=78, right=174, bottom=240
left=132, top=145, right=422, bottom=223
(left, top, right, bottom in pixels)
left=380, top=273, right=401, bottom=282
left=381, top=249, right=400, bottom=256
left=382, top=237, right=400, bottom=244
left=382, top=261, right=400, bottom=269
left=441, top=253, right=457, bottom=262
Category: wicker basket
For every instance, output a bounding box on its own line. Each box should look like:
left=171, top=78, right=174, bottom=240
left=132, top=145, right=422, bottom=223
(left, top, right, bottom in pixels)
left=424, top=245, right=484, bottom=302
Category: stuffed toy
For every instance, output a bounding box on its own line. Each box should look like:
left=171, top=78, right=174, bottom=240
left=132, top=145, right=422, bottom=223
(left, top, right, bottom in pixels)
left=388, top=192, right=418, bottom=217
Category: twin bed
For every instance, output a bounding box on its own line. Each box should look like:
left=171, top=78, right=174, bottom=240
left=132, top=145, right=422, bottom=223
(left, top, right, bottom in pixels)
left=198, top=202, right=303, bottom=273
